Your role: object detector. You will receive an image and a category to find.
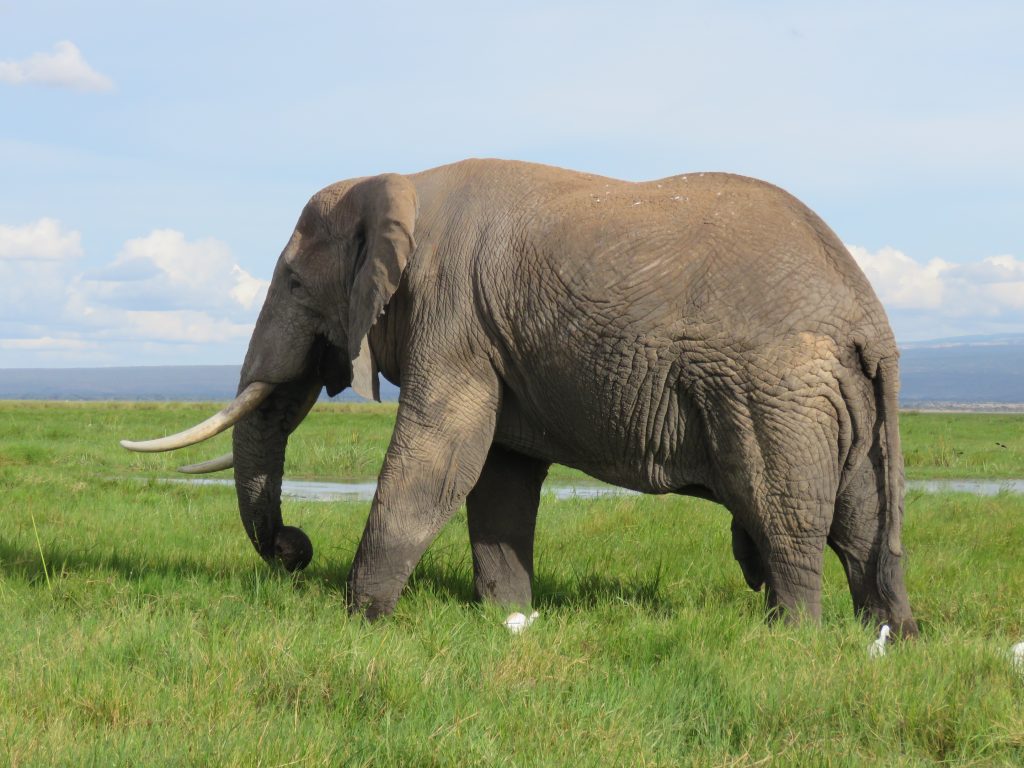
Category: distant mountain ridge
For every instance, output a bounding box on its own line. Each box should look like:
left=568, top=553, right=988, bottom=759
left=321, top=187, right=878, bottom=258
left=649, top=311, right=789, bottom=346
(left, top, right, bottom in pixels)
left=0, top=333, right=1021, bottom=408
left=899, top=333, right=1024, bottom=408
left=901, top=333, right=1024, bottom=350
left=0, top=365, right=399, bottom=403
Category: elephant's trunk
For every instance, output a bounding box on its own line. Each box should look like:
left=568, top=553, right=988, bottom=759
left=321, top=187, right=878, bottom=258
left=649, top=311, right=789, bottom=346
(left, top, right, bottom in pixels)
left=233, top=404, right=287, bottom=562
left=232, top=378, right=321, bottom=571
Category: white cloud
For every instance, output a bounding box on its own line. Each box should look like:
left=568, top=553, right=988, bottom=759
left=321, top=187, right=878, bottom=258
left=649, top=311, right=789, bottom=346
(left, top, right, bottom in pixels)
left=848, top=244, right=1024, bottom=340
left=0, top=218, right=83, bottom=260
left=0, top=220, right=82, bottom=324
left=73, top=229, right=269, bottom=315
left=0, top=336, right=93, bottom=351
left=0, top=260, right=74, bottom=323
left=66, top=229, right=269, bottom=349
left=0, top=223, right=269, bottom=365
left=82, top=309, right=257, bottom=345
left=0, top=41, right=113, bottom=92
left=229, top=265, right=267, bottom=310
left=846, top=245, right=951, bottom=310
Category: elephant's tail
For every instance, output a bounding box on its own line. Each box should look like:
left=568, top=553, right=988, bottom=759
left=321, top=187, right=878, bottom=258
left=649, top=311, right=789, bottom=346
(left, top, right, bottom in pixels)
left=858, top=345, right=906, bottom=606
left=874, top=355, right=904, bottom=559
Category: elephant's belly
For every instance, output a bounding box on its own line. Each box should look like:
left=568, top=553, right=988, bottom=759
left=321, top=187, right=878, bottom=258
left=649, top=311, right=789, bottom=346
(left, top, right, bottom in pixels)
left=492, top=394, right=562, bottom=466
left=493, top=383, right=709, bottom=494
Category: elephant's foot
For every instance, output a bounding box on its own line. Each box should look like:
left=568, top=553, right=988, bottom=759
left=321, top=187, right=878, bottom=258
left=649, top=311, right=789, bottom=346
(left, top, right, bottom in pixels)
left=760, top=540, right=827, bottom=625
left=829, top=535, right=918, bottom=638
left=873, top=548, right=918, bottom=637
left=889, top=616, right=919, bottom=638
left=347, top=570, right=406, bottom=621
left=348, top=592, right=399, bottom=621
left=347, top=533, right=438, bottom=621
left=858, top=588, right=919, bottom=638
left=764, top=587, right=823, bottom=625
left=472, top=539, right=534, bottom=608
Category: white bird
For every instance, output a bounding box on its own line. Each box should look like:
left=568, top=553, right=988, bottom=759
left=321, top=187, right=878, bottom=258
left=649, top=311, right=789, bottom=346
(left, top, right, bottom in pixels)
left=1012, top=642, right=1024, bottom=673
left=503, top=610, right=540, bottom=634
left=869, top=624, right=892, bottom=658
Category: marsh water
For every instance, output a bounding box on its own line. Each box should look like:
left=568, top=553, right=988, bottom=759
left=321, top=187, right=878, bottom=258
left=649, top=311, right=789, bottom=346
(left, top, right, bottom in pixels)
left=165, top=478, right=637, bottom=501
left=164, top=477, right=1024, bottom=502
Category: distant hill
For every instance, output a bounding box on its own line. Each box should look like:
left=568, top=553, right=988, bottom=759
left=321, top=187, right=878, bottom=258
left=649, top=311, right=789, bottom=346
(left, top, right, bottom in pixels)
left=899, top=333, right=1024, bottom=408
left=0, top=333, right=1021, bottom=408
left=0, top=365, right=399, bottom=403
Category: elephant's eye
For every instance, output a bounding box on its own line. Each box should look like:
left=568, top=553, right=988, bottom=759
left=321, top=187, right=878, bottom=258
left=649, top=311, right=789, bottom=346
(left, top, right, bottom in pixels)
left=288, top=274, right=304, bottom=295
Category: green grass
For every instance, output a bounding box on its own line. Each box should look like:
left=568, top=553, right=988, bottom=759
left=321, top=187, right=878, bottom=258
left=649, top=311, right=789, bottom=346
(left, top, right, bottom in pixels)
left=901, top=411, right=1024, bottom=479
left=4, top=401, right=1020, bottom=483
left=1, top=402, right=1023, bottom=765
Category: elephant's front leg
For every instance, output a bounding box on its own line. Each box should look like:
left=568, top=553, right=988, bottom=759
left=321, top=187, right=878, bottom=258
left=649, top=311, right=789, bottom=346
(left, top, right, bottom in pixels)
left=467, top=445, right=550, bottom=608
left=348, top=375, right=499, bottom=620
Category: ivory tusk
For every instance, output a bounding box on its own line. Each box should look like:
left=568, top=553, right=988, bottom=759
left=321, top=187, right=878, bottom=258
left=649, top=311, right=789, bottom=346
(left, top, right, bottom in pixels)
left=120, top=381, right=275, bottom=453
left=176, top=452, right=234, bottom=474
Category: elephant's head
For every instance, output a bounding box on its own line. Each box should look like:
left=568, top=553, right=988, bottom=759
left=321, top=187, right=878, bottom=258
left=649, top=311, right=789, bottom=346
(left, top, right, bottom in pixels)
left=121, top=174, right=418, bottom=570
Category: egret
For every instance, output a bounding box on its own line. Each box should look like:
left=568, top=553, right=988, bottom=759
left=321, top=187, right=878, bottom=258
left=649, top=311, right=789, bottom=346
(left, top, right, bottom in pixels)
left=869, top=624, right=892, bottom=658
left=503, top=610, right=540, bottom=634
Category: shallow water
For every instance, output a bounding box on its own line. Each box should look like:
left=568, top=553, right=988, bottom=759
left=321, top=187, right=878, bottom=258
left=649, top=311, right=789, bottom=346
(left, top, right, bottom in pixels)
left=163, top=477, right=1024, bottom=502
left=905, top=479, right=1024, bottom=496
left=165, top=477, right=636, bottom=502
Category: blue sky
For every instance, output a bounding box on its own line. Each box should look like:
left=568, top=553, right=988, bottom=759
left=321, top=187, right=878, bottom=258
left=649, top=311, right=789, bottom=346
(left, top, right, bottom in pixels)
left=2, top=1, right=1022, bottom=367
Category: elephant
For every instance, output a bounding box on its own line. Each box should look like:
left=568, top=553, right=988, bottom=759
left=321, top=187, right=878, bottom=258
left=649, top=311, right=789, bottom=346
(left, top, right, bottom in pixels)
left=121, top=158, right=917, bottom=634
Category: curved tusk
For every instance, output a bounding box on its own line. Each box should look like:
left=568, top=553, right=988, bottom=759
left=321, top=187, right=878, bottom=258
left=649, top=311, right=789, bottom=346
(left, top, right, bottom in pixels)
left=120, top=381, right=275, bottom=453
left=176, top=452, right=234, bottom=474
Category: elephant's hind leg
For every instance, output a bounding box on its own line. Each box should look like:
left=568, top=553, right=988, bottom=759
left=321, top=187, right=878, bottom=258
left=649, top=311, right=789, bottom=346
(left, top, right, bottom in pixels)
left=722, top=478, right=834, bottom=624
left=466, top=445, right=550, bottom=608
left=714, top=401, right=839, bottom=624
left=759, top=523, right=830, bottom=623
left=830, top=457, right=917, bottom=635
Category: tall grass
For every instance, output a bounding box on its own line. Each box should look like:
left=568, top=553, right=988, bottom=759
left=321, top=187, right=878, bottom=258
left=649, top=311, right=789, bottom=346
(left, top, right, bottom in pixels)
left=901, top=411, right=1024, bottom=478
left=1, top=403, right=1023, bottom=765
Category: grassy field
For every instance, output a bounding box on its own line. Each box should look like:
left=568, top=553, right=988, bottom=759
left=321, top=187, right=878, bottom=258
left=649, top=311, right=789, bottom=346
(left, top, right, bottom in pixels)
left=16, top=400, right=1017, bottom=482
left=901, top=411, right=1024, bottom=479
left=1, top=402, right=1023, bottom=766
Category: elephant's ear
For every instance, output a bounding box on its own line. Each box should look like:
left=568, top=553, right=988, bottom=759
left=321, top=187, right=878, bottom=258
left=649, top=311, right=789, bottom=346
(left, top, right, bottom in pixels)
left=343, top=174, right=418, bottom=401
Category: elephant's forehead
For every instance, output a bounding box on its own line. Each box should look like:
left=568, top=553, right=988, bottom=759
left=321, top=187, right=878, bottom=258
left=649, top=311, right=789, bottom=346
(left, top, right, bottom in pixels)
left=304, top=179, right=370, bottom=231
left=312, top=177, right=366, bottom=207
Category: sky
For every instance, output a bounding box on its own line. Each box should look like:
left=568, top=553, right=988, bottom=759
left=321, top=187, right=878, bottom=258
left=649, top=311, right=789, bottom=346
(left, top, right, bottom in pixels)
left=1, top=1, right=1022, bottom=368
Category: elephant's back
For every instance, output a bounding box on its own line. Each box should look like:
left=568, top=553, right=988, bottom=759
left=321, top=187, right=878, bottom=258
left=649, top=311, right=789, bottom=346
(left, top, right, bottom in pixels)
left=419, top=158, right=894, bottom=352
left=503, top=169, right=887, bottom=347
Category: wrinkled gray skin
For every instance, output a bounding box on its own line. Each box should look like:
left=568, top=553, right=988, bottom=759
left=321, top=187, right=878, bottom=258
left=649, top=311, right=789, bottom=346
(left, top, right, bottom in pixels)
left=233, top=158, right=916, bottom=634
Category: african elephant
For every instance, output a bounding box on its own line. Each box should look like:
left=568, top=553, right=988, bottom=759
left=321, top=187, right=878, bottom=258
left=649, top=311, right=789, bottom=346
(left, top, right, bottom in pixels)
left=122, top=158, right=917, bottom=634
